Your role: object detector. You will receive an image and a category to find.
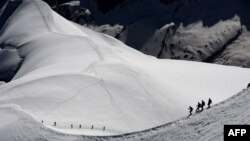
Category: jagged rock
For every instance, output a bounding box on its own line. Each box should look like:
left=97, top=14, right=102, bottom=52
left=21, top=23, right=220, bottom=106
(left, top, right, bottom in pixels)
left=54, top=0, right=250, bottom=68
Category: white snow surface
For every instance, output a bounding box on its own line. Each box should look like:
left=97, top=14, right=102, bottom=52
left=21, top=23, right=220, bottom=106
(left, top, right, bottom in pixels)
left=1, top=0, right=250, bottom=137
left=102, top=87, right=250, bottom=141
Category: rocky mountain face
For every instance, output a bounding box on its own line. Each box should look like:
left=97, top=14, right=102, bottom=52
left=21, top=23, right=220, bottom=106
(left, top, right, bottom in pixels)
left=53, top=0, right=250, bottom=68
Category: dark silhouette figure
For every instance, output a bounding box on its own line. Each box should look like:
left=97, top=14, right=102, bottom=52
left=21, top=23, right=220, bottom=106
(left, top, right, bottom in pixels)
left=247, top=83, right=250, bottom=88
left=41, top=120, right=43, bottom=123
left=79, top=124, right=81, bottom=129
left=103, top=127, right=106, bottom=131
left=196, top=102, right=201, bottom=113
left=208, top=98, right=212, bottom=109
left=71, top=124, right=73, bottom=129
left=91, top=125, right=94, bottom=129
left=188, top=106, right=193, bottom=116
left=54, top=122, right=56, bottom=126
left=201, top=100, right=206, bottom=111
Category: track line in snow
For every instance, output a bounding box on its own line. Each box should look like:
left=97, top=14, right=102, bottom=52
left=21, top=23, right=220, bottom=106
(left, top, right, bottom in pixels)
left=43, top=79, right=102, bottom=120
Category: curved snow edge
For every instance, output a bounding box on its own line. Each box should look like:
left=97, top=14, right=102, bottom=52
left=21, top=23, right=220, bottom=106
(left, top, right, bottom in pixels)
left=1, top=87, right=248, bottom=141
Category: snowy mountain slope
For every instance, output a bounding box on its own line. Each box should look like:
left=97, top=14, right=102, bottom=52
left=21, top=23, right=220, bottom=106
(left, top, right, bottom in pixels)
left=0, top=104, right=80, bottom=141
left=101, top=87, right=250, bottom=141
left=57, top=0, right=250, bottom=68
left=1, top=80, right=250, bottom=141
left=1, top=0, right=250, bottom=137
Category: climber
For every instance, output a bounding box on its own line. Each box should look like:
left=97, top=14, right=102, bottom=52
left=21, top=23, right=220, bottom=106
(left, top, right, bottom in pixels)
left=196, top=102, right=201, bottom=113
left=201, top=100, right=206, bottom=111
left=188, top=106, right=193, bottom=116
left=247, top=83, right=250, bottom=88
left=207, top=98, right=212, bottom=109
